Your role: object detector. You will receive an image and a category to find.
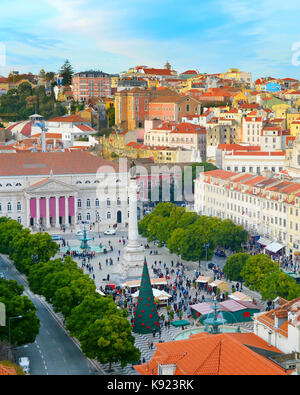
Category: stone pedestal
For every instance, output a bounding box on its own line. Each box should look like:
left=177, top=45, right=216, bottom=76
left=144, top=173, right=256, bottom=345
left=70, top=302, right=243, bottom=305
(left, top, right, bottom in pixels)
left=111, top=175, right=145, bottom=284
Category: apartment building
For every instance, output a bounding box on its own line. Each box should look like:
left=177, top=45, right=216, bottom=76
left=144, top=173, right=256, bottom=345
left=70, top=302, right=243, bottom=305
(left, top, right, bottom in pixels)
left=72, top=71, right=112, bottom=101
left=195, top=169, right=300, bottom=266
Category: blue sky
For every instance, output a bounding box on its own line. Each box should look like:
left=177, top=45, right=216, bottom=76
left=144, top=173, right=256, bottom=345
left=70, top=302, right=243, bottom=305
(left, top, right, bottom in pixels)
left=0, top=0, right=300, bottom=79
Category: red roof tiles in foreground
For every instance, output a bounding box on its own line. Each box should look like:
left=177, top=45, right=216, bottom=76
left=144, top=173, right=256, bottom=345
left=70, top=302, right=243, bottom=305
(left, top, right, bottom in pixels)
left=204, top=169, right=238, bottom=179
left=135, top=333, right=289, bottom=375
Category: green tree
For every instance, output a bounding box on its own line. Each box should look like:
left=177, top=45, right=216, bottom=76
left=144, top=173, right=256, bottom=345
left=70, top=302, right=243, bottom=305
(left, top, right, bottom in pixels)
left=241, top=254, right=279, bottom=292
left=215, top=219, right=248, bottom=252
left=260, top=270, right=300, bottom=301
left=59, top=60, right=74, bottom=86
left=66, top=293, right=126, bottom=339
left=0, top=279, right=40, bottom=346
left=80, top=315, right=141, bottom=370
left=52, top=276, right=96, bottom=317
left=223, top=253, right=249, bottom=282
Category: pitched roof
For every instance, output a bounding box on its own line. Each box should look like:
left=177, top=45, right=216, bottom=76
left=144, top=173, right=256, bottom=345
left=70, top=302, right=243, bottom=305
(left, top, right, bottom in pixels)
left=47, top=115, right=89, bottom=123
left=0, top=152, right=119, bottom=177
left=135, top=333, right=289, bottom=375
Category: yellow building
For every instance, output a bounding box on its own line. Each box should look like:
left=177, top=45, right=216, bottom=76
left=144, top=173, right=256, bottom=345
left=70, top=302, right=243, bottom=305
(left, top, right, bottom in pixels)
left=111, top=76, right=120, bottom=89
left=232, top=91, right=249, bottom=107
left=290, top=121, right=300, bottom=137
left=287, top=113, right=300, bottom=130
left=147, top=79, right=160, bottom=89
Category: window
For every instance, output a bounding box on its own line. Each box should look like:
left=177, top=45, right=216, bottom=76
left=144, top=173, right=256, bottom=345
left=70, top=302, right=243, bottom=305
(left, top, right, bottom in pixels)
left=7, top=202, right=12, bottom=212
left=0, top=203, right=1, bottom=212
left=17, top=202, right=21, bottom=211
left=78, top=213, right=82, bottom=221
left=17, top=217, right=21, bottom=224
left=16, top=183, right=22, bottom=187
left=95, top=198, right=99, bottom=207
left=86, top=199, right=91, bottom=208
left=6, top=183, right=12, bottom=187
left=85, top=181, right=91, bottom=184
left=78, top=199, right=82, bottom=208
left=87, top=213, right=91, bottom=221
left=76, top=181, right=82, bottom=184
left=107, top=198, right=111, bottom=207
left=117, top=198, right=121, bottom=206
left=107, top=211, right=111, bottom=220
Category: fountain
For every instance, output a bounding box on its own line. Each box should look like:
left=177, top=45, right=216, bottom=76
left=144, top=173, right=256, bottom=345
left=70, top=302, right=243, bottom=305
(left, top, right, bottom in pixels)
left=60, top=223, right=109, bottom=254
left=174, top=301, right=249, bottom=341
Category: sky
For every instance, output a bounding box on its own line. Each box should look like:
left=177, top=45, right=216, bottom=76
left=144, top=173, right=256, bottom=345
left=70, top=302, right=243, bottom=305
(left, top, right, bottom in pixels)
left=0, top=0, right=300, bottom=79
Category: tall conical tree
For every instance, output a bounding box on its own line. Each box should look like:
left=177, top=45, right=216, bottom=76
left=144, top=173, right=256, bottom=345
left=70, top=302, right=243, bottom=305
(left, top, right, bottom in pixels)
left=132, top=258, right=160, bottom=334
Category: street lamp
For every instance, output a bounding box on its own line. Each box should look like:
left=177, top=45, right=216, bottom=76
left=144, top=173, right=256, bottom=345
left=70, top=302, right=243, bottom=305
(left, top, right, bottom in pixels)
left=203, top=243, right=209, bottom=270
left=8, top=315, right=22, bottom=346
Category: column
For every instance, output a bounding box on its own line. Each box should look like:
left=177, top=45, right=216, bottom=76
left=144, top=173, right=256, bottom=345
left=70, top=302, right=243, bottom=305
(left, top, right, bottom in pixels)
left=26, top=197, right=30, bottom=228
left=55, top=196, right=59, bottom=229
left=65, top=196, right=69, bottom=227
left=74, top=195, right=78, bottom=227
left=46, top=197, right=50, bottom=229
left=36, top=198, right=40, bottom=229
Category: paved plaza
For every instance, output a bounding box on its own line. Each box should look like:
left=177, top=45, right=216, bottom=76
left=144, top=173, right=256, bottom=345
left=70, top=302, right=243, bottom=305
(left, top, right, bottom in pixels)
left=52, top=227, right=267, bottom=375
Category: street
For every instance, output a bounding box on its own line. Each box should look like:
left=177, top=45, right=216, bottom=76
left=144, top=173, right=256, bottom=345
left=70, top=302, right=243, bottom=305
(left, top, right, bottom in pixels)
left=0, top=254, right=100, bottom=375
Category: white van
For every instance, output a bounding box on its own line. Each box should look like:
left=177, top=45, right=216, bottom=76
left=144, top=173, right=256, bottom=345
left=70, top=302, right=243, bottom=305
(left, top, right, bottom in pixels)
left=18, top=357, right=30, bottom=375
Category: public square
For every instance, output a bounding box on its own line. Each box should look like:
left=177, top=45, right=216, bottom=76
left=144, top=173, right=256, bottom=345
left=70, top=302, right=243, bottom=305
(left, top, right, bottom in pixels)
left=52, top=225, right=267, bottom=375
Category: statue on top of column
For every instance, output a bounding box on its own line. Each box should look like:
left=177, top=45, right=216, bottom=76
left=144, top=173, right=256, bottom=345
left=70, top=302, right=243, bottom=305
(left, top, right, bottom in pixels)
left=130, top=159, right=136, bottom=179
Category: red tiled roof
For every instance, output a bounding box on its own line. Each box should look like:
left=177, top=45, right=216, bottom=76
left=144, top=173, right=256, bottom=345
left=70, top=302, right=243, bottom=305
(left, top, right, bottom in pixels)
left=142, top=68, right=173, bottom=76
left=0, top=152, right=119, bottom=176
left=47, top=115, right=89, bottom=123
left=135, top=333, right=289, bottom=375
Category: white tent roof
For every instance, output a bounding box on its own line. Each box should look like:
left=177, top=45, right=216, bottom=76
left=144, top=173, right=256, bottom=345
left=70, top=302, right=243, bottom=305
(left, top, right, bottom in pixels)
left=265, top=241, right=284, bottom=253
left=132, top=288, right=172, bottom=300
left=257, top=237, right=273, bottom=246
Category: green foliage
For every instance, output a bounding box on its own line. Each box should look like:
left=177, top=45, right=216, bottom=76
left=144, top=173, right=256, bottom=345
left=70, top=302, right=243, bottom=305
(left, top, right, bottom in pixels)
left=214, top=219, right=248, bottom=251
left=0, top=279, right=40, bottom=346
left=80, top=315, right=141, bottom=368
left=59, top=60, right=74, bottom=87
left=66, top=293, right=126, bottom=339
left=241, top=254, right=280, bottom=292
left=0, top=84, right=66, bottom=122
left=223, top=253, right=249, bottom=282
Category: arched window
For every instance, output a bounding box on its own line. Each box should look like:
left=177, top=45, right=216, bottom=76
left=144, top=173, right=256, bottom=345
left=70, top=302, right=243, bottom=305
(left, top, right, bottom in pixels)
left=6, top=183, right=12, bottom=187
left=17, top=217, right=22, bottom=224
left=78, top=213, right=82, bottom=221
left=7, top=202, right=12, bottom=212
left=95, top=198, right=99, bottom=207
left=76, top=181, right=82, bottom=185
left=86, top=199, right=91, bottom=208
left=16, top=183, right=22, bottom=187
left=107, top=199, right=111, bottom=207
left=94, top=180, right=100, bottom=184
left=17, top=202, right=21, bottom=211
left=87, top=212, right=91, bottom=221
left=85, top=180, right=91, bottom=184
left=107, top=211, right=111, bottom=220
left=78, top=199, right=82, bottom=208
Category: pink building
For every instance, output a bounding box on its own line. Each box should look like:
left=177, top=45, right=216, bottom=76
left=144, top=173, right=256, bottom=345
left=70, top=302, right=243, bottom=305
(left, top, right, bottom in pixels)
left=72, top=71, right=112, bottom=101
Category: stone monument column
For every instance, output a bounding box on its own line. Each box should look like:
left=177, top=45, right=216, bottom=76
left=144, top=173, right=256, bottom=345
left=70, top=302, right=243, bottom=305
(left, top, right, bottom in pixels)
left=112, top=162, right=145, bottom=283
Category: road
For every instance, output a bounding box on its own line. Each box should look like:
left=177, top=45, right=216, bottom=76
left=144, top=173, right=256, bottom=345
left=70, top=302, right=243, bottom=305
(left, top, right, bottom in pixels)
left=0, top=255, right=100, bottom=375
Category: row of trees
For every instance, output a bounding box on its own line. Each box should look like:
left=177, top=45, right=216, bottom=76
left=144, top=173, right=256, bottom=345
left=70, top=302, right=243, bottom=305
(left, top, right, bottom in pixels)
left=223, top=253, right=300, bottom=301
left=0, top=218, right=140, bottom=369
left=138, top=202, right=248, bottom=262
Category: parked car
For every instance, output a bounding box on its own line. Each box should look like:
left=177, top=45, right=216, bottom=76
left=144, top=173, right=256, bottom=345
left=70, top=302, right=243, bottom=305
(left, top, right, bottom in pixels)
left=214, top=249, right=226, bottom=258
left=104, top=229, right=116, bottom=235
left=18, top=357, right=30, bottom=375
left=51, top=235, right=62, bottom=241
left=208, top=263, right=216, bottom=270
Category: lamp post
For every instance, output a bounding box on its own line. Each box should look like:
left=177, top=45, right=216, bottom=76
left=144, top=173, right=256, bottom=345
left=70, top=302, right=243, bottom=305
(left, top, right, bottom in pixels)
left=203, top=243, right=209, bottom=270
left=8, top=315, right=22, bottom=346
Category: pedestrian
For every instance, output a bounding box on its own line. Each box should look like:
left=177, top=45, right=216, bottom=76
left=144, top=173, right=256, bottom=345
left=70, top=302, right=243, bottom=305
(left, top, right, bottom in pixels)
left=148, top=339, right=151, bottom=349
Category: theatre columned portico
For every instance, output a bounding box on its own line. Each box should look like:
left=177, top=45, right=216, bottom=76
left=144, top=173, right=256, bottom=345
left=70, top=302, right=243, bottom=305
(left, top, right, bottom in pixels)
left=25, top=178, right=79, bottom=230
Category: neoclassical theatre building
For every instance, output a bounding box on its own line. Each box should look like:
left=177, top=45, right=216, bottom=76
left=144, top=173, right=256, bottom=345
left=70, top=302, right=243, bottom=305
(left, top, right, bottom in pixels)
left=0, top=151, right=130, bottom=230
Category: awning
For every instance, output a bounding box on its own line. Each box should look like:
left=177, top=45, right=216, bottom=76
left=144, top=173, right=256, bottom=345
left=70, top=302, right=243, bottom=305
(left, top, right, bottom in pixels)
left=257, top=237, right=273, bottom=246
left=265, top=241, right=284, bottom=253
